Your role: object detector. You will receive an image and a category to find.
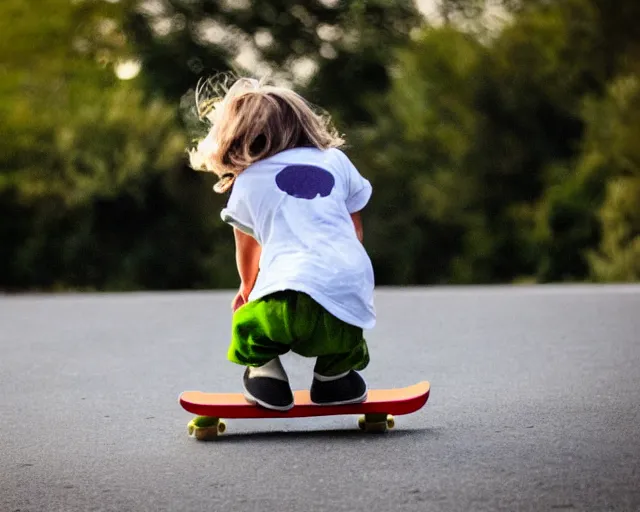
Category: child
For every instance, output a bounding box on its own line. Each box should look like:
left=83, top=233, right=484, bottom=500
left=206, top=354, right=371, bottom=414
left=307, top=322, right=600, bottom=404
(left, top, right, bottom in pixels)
left=188, top=76, right=375, bottom=411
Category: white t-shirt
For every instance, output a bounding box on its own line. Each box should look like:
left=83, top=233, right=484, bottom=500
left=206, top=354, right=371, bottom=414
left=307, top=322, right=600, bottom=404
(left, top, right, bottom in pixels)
left=221, top=147, right=376, bottom=329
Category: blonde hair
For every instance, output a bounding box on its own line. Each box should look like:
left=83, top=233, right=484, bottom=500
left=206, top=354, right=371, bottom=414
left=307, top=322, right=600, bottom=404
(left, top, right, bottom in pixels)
left=188, top=76, right=345, bottom=193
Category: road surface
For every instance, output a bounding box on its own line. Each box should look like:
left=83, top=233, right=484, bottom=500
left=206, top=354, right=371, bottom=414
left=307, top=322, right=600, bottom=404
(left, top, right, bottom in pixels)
left=1, top=285, right=639, bottom=511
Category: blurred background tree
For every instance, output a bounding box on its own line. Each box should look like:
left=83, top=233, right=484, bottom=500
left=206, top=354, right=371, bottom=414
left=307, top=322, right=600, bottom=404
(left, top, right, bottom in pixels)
left=1, top=0, right=638, bottom=290
left=0, top=0, right=230, bottom=290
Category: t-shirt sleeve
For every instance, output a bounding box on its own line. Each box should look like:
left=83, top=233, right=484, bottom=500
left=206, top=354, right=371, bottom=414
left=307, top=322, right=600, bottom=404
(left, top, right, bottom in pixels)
left=220, top=183, right=255, bottom=236
left=338, top=150, right=372, bottom=213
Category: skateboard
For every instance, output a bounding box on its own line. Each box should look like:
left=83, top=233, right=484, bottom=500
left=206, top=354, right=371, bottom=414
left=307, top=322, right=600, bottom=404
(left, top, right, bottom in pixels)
left=179, top=380, right=430, bottom=440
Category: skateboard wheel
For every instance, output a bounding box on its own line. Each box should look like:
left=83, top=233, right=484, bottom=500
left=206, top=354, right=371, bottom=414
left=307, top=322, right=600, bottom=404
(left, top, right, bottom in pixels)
left=187, top=417, right=223, bottom=441
left=358, top=416, right=366, bottom=430
left=194, top=426, right=219, bottom=441
left=217, top=420, right=226, bottom=434
left=386, top=415, right=395, bottom=429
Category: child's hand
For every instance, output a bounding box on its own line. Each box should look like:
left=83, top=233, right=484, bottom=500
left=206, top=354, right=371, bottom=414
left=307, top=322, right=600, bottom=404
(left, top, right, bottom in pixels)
left=231, top=290, right=246, bottom=312
left=232, top=284, right=253, bottom=312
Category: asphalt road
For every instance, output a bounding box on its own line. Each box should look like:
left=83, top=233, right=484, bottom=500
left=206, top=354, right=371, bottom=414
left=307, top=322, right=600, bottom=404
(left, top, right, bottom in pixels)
left=1, top=285, right=639, bottom=512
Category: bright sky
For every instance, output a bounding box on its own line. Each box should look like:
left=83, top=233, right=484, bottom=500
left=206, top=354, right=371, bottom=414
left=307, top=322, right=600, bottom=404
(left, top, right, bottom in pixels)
left=417, top=0, right=509, bottom=26
left=416, top=0, right=441, bottom=20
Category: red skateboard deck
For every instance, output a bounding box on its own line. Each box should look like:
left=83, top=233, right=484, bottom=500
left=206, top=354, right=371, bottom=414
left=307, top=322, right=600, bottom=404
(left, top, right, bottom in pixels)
left=180, top=381, right=430, bottom=439
left=180, top=381, right=430, bottom=418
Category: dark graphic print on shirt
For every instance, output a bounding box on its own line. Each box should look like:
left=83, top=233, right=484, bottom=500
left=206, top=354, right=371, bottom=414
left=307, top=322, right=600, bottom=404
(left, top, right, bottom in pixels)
left=275, top=165, right=335, bottom=199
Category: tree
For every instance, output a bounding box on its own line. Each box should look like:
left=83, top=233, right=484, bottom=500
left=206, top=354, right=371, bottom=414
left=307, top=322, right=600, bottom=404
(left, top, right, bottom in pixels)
left=3, top=0, right=640, bottom=289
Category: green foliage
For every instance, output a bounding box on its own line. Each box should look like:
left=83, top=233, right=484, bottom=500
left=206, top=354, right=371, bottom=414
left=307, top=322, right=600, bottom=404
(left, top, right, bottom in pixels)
left=0, top=0, right=233, bottom=290
left=347, top=27, right=484, bottom=284
left=347, top=0, right=640, bottom=285
left=350, top=0, right=607, bottom=284
left=585, top=77, right=640, bottom=281
left=589, top=177, right=640, bottom=281
left=0, top=81, right=227, bottom=290
left=536, top=75, right=640, bottom=282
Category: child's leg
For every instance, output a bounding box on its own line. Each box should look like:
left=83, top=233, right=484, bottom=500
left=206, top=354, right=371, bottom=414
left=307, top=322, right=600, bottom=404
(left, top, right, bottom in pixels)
left=228, top=291, right=299, bottom=411
left=288, top=293, right=370, bottom=405
left=312, top=339, right=369, bottom=377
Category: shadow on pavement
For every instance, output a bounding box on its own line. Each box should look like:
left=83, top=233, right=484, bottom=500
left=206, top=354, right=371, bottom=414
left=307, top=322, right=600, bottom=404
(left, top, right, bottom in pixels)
left=189, top=427, right=441, bottom=444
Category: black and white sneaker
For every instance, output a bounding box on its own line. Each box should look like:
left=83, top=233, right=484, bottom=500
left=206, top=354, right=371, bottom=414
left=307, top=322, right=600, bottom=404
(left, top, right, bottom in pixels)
left=310, top=370, right=368, bottom=406
left=243, top=357, right=294, bottom=412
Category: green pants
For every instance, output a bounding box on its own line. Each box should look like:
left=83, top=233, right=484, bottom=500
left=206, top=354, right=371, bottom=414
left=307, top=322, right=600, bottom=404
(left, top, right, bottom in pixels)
left=228, top=291, right=369, bottom=376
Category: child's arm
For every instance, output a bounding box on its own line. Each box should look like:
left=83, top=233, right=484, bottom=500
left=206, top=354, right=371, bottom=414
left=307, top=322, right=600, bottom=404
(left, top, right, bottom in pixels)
left=234, top=227, right=261, bottom=301
left=350, top=211, right=364, bottom=243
